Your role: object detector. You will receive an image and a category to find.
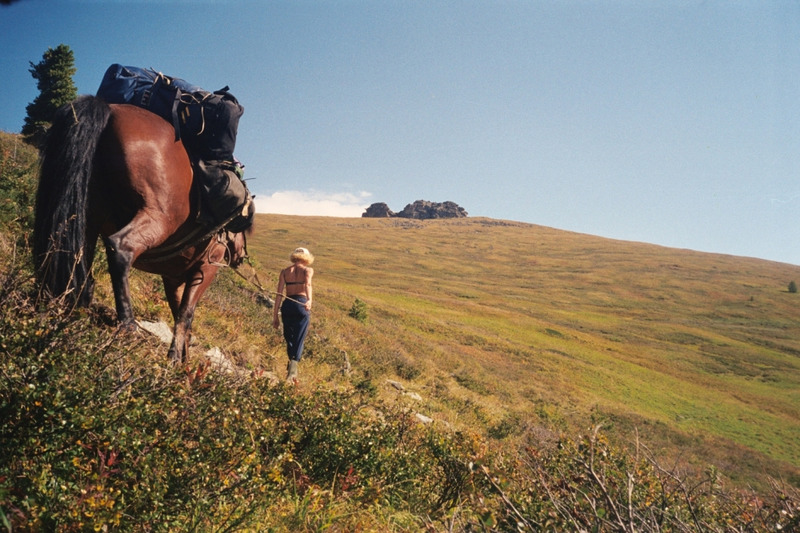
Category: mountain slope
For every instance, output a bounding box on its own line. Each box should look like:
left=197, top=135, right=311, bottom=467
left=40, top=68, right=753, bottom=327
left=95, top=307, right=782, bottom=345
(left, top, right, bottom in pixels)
left=5, top=129, right=798, bottom=528
left=243, top=214, right=800, bottom=487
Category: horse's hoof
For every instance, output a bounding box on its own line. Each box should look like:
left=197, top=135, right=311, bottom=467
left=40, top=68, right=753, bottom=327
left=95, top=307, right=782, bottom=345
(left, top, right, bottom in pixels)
left=118, top=321, right=139, bottom=334
left=167, top=349, right=181, bottom=366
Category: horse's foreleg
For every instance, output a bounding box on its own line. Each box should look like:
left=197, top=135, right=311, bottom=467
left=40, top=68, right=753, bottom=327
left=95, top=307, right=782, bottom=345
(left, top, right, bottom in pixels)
left=164, top=266, right=219, bottom=364
left=162, top=276, right=188, bottom=363
left=162, top=276, right=184, bottom=323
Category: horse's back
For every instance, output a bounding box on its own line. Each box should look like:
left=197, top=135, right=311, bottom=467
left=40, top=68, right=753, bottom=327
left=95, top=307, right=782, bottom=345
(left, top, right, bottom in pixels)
left=105, top=104, right=193, bottom=194
left=95, top=104, right=194, bottom=234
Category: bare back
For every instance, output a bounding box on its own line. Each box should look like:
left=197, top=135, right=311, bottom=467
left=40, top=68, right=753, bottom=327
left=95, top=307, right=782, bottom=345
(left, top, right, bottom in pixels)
left=281, top=264, right=312, bottom=298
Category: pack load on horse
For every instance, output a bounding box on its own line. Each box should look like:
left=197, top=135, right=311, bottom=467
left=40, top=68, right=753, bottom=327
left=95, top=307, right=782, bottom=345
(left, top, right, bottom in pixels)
left=34, top=90, right=253, bottom=363
left=96, top=64, right=253, bottom=233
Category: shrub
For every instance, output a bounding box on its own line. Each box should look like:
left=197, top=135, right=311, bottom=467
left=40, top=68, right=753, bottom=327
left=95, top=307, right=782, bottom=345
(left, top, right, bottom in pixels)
left=348, top=298, right=368, bottom=323
left=475, top=425, right=800, bottom=532
left=789, top=281, right=797, bottom=293
left=0, top=131, right=38, bottom=240
left=0, top=258, right=485, bottom=530
left=3, top=253, right=799, bottom=531
left=0, top=272, right=275, bottom=530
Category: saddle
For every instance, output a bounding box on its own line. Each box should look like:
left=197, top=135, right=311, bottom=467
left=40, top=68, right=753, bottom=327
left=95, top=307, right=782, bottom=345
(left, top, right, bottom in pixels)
left=96, top=64, right=253, bottom=232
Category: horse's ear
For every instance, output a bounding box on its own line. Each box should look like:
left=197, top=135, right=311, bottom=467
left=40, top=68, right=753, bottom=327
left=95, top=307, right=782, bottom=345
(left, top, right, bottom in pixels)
left=244, top=199, right=255, bottom=235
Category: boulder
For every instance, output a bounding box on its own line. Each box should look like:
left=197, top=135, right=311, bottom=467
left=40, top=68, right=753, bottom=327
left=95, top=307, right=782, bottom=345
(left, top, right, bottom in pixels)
left=362, top=200, right=467, bottom=219
left=397, top=200, right=467, bottom=219
left=362, top=202, right=395, bottom=218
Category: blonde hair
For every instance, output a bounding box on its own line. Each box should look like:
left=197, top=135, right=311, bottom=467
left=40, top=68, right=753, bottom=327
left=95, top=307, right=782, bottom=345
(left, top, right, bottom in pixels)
left=290, top=247, right=314, bottom=265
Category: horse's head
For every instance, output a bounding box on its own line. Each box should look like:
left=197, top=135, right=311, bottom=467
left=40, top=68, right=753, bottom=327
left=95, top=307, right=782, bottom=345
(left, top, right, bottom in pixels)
left=225, top=232, right=246, bottom=268
left=225, top=220, right=254, bottom=268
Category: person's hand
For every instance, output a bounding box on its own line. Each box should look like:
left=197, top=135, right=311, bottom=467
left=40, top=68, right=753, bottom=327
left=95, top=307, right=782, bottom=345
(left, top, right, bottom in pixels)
left=305, top=300, right=312, bottom=311
left=272, top=316, right=280, bottom=329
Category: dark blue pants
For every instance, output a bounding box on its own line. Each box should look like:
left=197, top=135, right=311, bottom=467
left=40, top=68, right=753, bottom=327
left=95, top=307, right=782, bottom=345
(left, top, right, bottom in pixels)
left=281, top=296, right=309, bottom=361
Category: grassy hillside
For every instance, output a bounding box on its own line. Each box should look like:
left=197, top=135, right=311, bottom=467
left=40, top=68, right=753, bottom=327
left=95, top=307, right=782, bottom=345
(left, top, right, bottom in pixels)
left=0, top=131, right=37, bottom=242
left=3, top=128, right=799, bottom=529
left=242, top=214, right=800, bottom=487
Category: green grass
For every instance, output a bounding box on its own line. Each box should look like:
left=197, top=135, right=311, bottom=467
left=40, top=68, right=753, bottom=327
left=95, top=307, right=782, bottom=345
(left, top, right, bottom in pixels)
left=3, top=131, right=800, bottom=528
left=245, top=214, right=800, bottom=487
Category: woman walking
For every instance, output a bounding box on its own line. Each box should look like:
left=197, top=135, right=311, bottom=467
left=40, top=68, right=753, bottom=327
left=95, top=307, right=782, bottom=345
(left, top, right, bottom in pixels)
left=272, top=247, right=314, bottom=382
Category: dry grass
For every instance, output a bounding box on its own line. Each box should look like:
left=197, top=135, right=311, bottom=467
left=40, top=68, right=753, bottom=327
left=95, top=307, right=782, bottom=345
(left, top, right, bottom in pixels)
left=8, top=126, right=798, bottom=527
left=97, top=213, right=799, bottom=489
left=225, top=214, right=800, bottom=489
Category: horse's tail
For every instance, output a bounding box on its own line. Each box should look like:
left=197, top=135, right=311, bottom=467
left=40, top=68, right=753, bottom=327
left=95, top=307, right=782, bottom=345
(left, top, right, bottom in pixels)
left=33, top=95, right=111, bottom=306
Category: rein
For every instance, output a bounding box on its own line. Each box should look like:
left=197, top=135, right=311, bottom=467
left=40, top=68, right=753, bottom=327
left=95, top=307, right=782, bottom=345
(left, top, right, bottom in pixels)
left=229, top=264, right=309, bottom=307
left=211, top=257, right=310, bottom=308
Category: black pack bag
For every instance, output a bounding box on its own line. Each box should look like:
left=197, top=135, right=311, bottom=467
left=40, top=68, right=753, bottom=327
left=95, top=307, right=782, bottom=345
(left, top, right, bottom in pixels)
left=96, top=64, right=244, bottom=162
left=195, top=160, right=254, bottom=233
left=97, top=64, right=251, bottom=231
left=178, top=87, right=243, bottom=162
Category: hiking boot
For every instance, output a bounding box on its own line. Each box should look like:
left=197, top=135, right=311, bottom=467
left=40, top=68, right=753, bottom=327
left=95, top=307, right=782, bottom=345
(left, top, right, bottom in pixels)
left=286, top=360, right=299, bottom=382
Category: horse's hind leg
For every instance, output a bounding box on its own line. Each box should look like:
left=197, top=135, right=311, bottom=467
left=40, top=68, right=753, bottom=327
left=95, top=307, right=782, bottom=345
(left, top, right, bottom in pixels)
left=103, top=233, right=137, bottom=330
left=77, top=227, right=100, bottom=307
left=103, top=216, right=167, bottom=330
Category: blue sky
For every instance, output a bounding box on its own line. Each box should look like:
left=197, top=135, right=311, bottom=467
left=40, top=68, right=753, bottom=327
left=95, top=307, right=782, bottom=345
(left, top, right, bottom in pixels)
left=2, top=1, right=799, bottom=265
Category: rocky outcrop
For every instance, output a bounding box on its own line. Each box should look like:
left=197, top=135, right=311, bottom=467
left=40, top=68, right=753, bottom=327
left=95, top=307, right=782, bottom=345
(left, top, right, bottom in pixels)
left=362, top=200, right=467, bottom=219
left=362, top=202, right=395, bottom=218
left=397, top=200, right=467, bottom=219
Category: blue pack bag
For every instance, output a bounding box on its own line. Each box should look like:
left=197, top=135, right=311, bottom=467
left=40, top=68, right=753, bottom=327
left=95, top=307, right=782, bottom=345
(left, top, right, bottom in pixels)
left=96, top=64, right=243, bottom=161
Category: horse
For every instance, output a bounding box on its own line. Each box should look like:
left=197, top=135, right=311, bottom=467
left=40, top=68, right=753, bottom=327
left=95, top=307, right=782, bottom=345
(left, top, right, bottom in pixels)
left=33, top=95, right=253, bottom=363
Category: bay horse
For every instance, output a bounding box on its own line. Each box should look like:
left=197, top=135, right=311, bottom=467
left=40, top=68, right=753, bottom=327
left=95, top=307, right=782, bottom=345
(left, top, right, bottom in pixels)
left=33, top=95, right=252, bottom=363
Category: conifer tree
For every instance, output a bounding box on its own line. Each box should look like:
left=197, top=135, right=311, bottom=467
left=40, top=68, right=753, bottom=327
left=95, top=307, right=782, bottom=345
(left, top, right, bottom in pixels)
left=22, top=44, right=77, bottom=146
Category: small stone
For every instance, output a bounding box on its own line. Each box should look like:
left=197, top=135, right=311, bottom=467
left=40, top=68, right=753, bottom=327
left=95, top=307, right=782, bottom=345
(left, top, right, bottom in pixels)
left=415, top=413, right=433, bottom=424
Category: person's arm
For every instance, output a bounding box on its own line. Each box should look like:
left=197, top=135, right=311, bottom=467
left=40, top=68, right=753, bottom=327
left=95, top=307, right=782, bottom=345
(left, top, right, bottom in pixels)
left=304, top=268, right=314, bottom=310
left=272, top=270, right=285, bottom=327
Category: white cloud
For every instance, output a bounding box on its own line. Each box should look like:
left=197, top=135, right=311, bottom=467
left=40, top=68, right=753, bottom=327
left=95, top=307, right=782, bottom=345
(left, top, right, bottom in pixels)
left=253, top=190, right=372, bottom=217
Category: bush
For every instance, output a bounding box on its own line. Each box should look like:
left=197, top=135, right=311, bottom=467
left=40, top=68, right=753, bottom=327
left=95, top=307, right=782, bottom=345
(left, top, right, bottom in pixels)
left=2, top=139, right=798, bottom=529
left=0, top=269, right=275, bottom=530
left=789, top=281, right=797, bottom=293
left=0, top=131, right=38, bottom=240
left=2, top=255, right=798, bottom=531
left=348, top=298, right=368, bottom=323
left=0, top=258, right=484, bottom=530
left=475, top=425, right=800, bottom=532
